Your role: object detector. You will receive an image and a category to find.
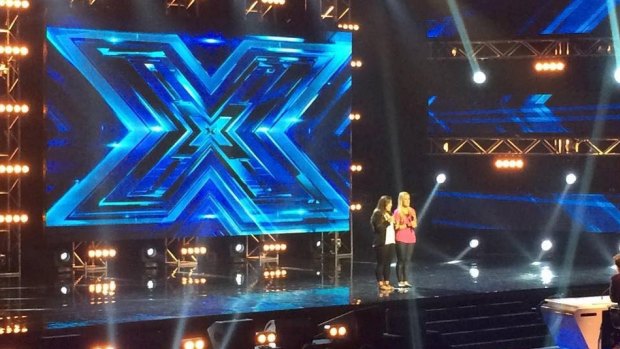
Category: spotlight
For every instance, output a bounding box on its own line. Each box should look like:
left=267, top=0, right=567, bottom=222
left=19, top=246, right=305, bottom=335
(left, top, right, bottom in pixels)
left=146, top=248, right=156, bottom=258
left=234, top=243, right=245, bottom=254
left=615, top=67, right=620, bottom=83
left=469, top=239, right=479, bottom=249
left=349, top=203, right=362, bottom=211
left=350, top=164, right=363, bottom=172
left=469, top=266, right=479, bottom=278
left=350, top=60, right=363, bottom=68
left=436, top=173, right=447, bottom=184
left=255, top=331, right=277, bottom=347
left=59, top=251, right=70, bottom=263
left=565, top=173, right=577, bottom=185
left=181, top=338, right=206, bottom=349
left=472, top=70, right=487, bottom=84
left=348, top=112, right=361, bottom=120
left=325, top=324, right=348, bottom=339
left=541, top=239, right=553, bottom=251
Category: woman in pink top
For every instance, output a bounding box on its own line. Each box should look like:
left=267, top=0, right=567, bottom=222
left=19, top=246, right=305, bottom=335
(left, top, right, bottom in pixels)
left=393, top=191, right=417, bottom=288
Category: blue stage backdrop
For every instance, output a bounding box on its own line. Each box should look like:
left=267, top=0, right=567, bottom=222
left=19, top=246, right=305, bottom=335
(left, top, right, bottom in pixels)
left=45, top=27, right=352, bottom=237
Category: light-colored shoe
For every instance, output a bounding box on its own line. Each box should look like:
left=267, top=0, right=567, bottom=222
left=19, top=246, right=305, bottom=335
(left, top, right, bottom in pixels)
left=397, top=282, right=406, bottom=288
left=403, top=281, right=413, bottom=287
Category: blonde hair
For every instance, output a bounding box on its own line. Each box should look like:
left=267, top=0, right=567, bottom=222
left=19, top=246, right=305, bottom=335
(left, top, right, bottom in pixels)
left=397, top=191, right=410, bottom=214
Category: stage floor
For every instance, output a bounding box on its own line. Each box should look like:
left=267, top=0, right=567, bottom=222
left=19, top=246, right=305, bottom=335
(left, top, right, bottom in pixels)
left=0, top=256, right=612, bottom=333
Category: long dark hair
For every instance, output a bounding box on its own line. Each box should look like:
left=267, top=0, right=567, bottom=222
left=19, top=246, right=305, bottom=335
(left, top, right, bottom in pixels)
left=374, top=195, right=392, bottom=213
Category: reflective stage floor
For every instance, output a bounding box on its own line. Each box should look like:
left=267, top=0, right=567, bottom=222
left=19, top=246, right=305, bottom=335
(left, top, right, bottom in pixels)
left=0, top=256, right=612, bottom=332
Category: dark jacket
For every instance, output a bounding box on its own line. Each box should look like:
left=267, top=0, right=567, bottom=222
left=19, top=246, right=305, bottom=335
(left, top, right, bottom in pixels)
left=611, top=273, right=620, bottom=303
left=370, top=209, right=390, bottom=248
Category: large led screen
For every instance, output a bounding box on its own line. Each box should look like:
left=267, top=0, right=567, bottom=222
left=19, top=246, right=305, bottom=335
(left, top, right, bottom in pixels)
left=45, top=27, right=352, bottom=237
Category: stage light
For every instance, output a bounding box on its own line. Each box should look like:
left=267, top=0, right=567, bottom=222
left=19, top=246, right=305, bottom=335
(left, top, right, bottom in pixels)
left=255, top=331, right=277, bottom=347
left=263, top=268, right=287, bottom=279
left=235, top=273, right=244, bottom=286
left=614, top=68, right=620, bottom=83
left=87, top=248, right=117, bottom=260
left=0, top=0, right=29, bottom=9
left=469, top=265, right=479, bottom=279
left=260, top=0, right=285, bottom=5
left=436, top=173, right=447, bottom=184
left=350, top=60, right=363, bottom=68
left=234, top=243, right=245, bottom=254
left=337, top=23, right=360, bottom=31
left=146, top=248, right=156, bottom=258
left=348, top=112, right=361, bottom=120
left=0, top=164, right=29, bottom=174
left=541, top=239, right=553, bottom=251
left=469, top=239, right=479, bottom=249
left=494, top=158, right=524, bottom=170
left=180, top=245, right=207, bottom=256
left=565, top=173, right=577, bottom=185
left=181, top=277, right=207, bottom=285
left=88, top=281, right=116, bottom=296
left=472, top=70, right=486, bottom=84
left=325, top=324, right=348, bottom=338
left=91, top=345, right=115, bottom=349
left=182, top=337, right=206, bottom=349
left=350, top=203, right=362, bottom=211
left=59, top=251, right=70, bottom=263
left=350, top=164, right=362, bottom=172
left=0, top=103, right=29, bottom=114
left=0, top=213, right=28, bottom=223
left=262, top=242, right=287, bottom=253
left=540, top=266, right=553, bottom=285
left=534, top=60, right=566, bottom=72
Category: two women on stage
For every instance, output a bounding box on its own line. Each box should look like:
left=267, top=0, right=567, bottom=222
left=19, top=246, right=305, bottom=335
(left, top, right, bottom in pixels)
left=370, top=192, right=417, bottom=291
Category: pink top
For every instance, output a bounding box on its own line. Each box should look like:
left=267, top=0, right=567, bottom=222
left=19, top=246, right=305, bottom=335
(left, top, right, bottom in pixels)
left=393, top=208, right=416, bottom=244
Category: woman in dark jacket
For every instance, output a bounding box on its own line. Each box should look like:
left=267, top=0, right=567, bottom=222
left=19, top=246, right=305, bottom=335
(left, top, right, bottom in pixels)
left=370, top=195, right=395, bottom=291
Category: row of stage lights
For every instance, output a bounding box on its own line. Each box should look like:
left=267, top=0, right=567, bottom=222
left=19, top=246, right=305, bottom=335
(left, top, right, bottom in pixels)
left=256, top=331, right=277, bottom=347
left=260, top=0, right=285, bottom=4
left=87, top=248, right=117, bottom=259
left=263, top=243, right=287, bottom=252
left=180, top=246, right=207, bottom=256
left=181, top=338, right=206, bottom=349
left=0, top=46, right=28, bottom=56
left=0, top=214, right=28, bottom=223
left=0, top=164, right=29, bottom=174
left=0, top=0, right=29, bottom=9
left=263, top=268, right=287, bottom=279
left=0, top=103, right=29, bottom=114
left=87, top=281, right=116, bottom=295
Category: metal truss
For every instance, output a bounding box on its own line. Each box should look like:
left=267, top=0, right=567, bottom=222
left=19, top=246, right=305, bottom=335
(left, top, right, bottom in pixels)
left=429, top=37, right=614, bottom=60
left=245, top=0, right=279, bottom=19
left=165, top=0, right=200, bottom=14
left=71, top=241, right=111, bottom=275
left=245, top=234, right=281, bottom=264
left=311, top=0, right=351, bottom=22
left=430, top=137, right=620, bottom=155
left=0, top=4, right=26, bottom=277
left=69, top=0, right=97, bottom=6
left=164, top=237, right=203, bottom=268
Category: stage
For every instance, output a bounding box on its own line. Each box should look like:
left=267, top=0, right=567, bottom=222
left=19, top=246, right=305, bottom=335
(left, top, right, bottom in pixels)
left=0, top=255, right=612, bottom=347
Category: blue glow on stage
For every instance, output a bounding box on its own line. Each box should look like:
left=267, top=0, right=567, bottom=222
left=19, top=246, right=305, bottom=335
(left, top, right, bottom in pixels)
left=432, top=191, right=620, bottom=233
left=45, top=28, right=352, bottom=236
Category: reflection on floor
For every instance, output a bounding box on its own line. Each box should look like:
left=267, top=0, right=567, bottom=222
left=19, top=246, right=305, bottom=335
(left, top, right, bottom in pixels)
left=0, top=256, right=611, bottom=332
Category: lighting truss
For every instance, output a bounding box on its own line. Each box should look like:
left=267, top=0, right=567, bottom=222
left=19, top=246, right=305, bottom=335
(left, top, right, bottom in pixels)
left=313, top=0, right=351, bottom=23
left=71, top=241, right=111, bottom=275
left=165, top=0, right=200, bottom=14
left=0, top=1, right=27, bottom=277
left=429, top=37, right=615, bottom=60
left=244, top=234, right=281, bottom=264
left=69, top=0, right=97, bottom=6
left=245, top=0, right=277, bottom=18
left=165, top=236, right=201, bottom=268
left=430, top=137, right=620, bottom=155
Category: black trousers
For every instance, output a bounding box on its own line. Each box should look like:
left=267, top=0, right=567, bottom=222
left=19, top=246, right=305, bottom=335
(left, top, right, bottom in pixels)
left=395, top=243, right=414, bottom=282
left=374, top=244, right=394, bottom=282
